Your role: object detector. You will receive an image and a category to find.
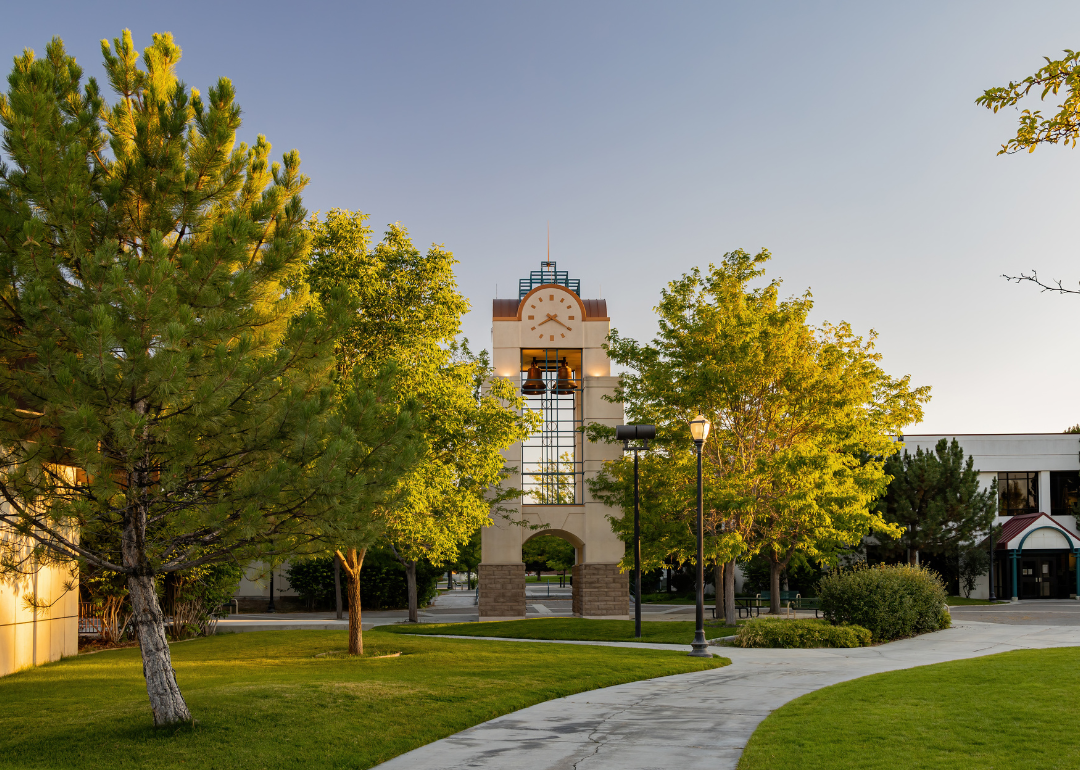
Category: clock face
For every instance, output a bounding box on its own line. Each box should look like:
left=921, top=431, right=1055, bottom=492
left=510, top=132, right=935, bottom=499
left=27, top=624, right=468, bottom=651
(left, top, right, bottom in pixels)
left=525, top=291, right=577, bottom=341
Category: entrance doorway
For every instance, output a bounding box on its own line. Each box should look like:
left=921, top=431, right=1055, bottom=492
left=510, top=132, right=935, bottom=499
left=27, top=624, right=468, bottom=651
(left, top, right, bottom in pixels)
left=1018, top=554, right=1071, bottom=599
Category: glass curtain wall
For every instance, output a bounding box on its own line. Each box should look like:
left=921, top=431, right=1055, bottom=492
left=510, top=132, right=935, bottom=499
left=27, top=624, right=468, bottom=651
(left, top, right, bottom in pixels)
left=520, top=348, right=582, bottom=504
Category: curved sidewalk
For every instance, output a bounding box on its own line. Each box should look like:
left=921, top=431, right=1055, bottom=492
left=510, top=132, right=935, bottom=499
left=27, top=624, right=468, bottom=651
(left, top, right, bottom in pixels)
left=373, top=621, right=1080, bottom=770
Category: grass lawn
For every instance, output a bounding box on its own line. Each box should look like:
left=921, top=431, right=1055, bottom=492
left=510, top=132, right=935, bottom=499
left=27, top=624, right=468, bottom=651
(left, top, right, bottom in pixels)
left=739, top=647, right=1080, bottom=770
left=0, top=629, right=725, bottom=770
left=385, top=617, right=739, bottom=643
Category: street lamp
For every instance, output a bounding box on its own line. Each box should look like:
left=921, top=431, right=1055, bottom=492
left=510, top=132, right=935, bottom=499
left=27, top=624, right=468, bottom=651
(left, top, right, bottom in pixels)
left=615, top=423, right=656, bottom=639
left=688, top=414, right=711, bottom=658
left=988, top=521, right=997, bottom=603
left=267, top=566, right=277, bottom=614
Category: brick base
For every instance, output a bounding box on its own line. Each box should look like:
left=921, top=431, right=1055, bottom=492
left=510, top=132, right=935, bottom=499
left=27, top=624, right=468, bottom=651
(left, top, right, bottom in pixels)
left=478, top=563, right=526, bottom=620
left=572, top=563, right=629, bottom=618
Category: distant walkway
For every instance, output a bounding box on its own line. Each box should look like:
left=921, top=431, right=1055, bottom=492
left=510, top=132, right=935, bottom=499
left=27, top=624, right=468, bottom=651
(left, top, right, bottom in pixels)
left=216, top=589, right=722, bottom=633
left=372, top=621, right=1080, bottom=770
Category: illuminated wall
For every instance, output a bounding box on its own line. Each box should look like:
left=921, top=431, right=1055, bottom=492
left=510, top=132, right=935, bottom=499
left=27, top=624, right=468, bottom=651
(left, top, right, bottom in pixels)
left=0, top=526, right=79, bottom=677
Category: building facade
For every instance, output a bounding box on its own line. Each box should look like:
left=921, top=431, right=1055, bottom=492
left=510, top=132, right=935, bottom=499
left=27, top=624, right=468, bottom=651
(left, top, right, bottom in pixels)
left=0, top=524, right=78, bottom=677
left=481, top=261, right=627, bottom=619
left=900, top=433, right=1080, bottom=601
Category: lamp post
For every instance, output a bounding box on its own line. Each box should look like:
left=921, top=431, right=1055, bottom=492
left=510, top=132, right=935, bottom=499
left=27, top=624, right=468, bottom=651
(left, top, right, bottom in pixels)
left=267, top=566, right=277, bottom=614
left=988, top=521, right=997, bottom=603
left=688, top=414, right=711, bottom=658
left=615, top=424, right=656, bottom=639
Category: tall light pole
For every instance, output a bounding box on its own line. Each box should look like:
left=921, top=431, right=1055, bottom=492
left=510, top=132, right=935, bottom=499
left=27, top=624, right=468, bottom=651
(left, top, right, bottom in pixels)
left=688, top=414, right=711, bottom=658
left=267, top=566, right=277, bottom=614
left=988, top=521, right=997, bottom=603
left=616, top=424, right=656, bottom=639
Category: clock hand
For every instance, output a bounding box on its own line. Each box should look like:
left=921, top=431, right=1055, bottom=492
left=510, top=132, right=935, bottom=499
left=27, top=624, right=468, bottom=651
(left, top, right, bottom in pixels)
left=543, top=313, right=570, bottom=329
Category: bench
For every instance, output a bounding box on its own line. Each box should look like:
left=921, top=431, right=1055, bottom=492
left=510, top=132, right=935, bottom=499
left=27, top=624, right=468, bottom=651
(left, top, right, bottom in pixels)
left=795, top=596, right=822, bottom=618
left=710, top=598, right=763, bottom=620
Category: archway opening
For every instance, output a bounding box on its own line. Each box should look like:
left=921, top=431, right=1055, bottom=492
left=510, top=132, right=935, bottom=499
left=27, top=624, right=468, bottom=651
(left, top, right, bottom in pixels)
left=523, top=530, right=581, bottom=588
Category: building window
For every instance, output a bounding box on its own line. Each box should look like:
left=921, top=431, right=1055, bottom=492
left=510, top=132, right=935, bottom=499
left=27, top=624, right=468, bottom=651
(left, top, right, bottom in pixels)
left=1051, top=471, right=1080, bottom=517
left=998, top=471, right=1039, bottom=516
left=520, top=348, right=582, bottom=504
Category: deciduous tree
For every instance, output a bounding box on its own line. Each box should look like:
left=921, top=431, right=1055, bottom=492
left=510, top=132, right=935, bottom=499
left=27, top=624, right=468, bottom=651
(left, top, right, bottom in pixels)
left=979, top=51, right=1080, bottom=294
left=589, top=250, right=927, bottom=618
left=307, top=211, right=537, bottom=626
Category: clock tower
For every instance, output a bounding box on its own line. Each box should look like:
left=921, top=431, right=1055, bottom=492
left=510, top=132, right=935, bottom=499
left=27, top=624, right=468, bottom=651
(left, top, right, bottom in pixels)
left=481, top=261, right=628, bottom=620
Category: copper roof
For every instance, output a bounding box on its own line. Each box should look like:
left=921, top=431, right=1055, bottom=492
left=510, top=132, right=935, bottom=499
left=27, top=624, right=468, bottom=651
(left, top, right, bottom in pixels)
left=492, top=299, right=519, bottom=318
left=492, top=296, right=608, bottom=320
left=979, top=512, right=1078, bottom=550
left=582, top=299, right=608, bottom=319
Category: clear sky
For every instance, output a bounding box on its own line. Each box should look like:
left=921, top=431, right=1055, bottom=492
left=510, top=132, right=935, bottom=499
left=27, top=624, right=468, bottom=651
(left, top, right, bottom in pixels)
left=5, top=1, right=1080, bottom=434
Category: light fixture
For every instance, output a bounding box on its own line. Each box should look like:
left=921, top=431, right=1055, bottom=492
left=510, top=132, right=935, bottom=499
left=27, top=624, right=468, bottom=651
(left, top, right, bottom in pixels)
left=689, top=413, right=711, bottom=658
left=689, top=414, right=711, bottom=444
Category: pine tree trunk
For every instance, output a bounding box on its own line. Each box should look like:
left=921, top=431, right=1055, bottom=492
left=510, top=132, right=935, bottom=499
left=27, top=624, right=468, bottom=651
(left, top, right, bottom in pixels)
left=406, top=560, right=418, bottom=622
left=713, top=561, right=724, bottom=621
left=769, top=557, right=782, bottom=615
left=724, top=559, right=736, bottom=626
left=336, top=548, right=366, bottom=655
left=128, top=573, right=191, bottom=726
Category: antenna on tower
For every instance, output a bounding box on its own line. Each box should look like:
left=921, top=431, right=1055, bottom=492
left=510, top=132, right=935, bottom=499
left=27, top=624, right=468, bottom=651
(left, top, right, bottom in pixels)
left=547, top=221, right=550, bottom=262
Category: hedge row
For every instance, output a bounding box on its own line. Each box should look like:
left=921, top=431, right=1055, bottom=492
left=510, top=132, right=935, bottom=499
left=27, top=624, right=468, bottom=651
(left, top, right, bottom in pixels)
left=733, top=618, right=871, bottom=649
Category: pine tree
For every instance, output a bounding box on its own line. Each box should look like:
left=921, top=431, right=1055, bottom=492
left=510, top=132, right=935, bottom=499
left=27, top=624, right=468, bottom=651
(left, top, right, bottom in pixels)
left=875, top=438, right=997, bottom=566
left=0, top=33, right=416, bottom=724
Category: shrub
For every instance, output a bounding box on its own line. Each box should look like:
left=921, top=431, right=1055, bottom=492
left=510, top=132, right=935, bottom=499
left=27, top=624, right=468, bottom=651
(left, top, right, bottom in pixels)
left=733, top=618, right=871, bottom=648
left=819, top=563, right=950, bottom=642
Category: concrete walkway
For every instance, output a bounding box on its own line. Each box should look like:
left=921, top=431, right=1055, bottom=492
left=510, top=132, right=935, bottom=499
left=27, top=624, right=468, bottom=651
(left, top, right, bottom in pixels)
left=373, top=621, right=1080, bottom=770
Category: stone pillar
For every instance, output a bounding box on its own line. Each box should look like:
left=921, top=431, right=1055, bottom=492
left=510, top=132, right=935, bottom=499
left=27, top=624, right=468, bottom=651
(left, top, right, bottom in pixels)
left=572, top=563, right=629, bottom=619
left=478, top=563, right=526, bottom=621
left=572, top=565, right=582, bottom=616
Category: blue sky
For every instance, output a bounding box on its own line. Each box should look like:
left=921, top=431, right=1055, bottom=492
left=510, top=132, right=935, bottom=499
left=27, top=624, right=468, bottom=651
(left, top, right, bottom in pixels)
left=5, top=1, right=1080, bottom=433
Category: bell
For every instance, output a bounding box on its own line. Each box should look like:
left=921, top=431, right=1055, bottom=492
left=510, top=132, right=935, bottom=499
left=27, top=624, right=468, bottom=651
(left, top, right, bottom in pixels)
left=522, top=358, right=547, bottom=395
left=553, top=358, right=578, bottom=395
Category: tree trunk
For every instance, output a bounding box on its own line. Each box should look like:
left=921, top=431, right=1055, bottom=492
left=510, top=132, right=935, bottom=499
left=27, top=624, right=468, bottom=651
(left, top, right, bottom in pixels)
left=406, top=560, right=419, bottom=622
left=336, top=548, right=366, bottom=655
left=128, top=573, right=191, bottom=726
left=713, top=561, right=723, bottom=621
left=334, top=555, right=343, bottom=620
left=724, top=559, right=736, bottom=626
left=769, top=556, right=782, bottom=615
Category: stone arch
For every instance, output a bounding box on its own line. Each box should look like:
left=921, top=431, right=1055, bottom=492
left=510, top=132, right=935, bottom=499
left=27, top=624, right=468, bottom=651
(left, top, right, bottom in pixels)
left=525, top=528, right=584, bottom=562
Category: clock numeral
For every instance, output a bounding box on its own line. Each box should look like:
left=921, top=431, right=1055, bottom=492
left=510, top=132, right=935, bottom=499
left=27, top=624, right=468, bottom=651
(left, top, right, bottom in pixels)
left=568, top=316, right=574, bottom=320
left=538, top=334, right=543, bottom=339
left=527, top=315, right=534, bottom=320
left=560, top=333, right=565, bottom=338
left=549, top=335, right=554, bottom=341
left=549, top=294, right=554, bottom=301
left=566, top=327, right=572, bottom=331
left=531, top=304, right=536, bottom=309
left=530, top=326, right=536, bottom=331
